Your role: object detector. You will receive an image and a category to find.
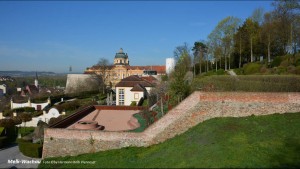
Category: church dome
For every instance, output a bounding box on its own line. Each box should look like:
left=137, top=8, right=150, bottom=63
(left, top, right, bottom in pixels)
left=115, top=48, right=128, bottom=58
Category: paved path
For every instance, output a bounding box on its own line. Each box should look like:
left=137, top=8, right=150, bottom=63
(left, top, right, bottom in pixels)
left=0, top=144, right=41, bottom=169
left=67, top=109, right=140, bottom=131
left=227, top=69, right=237, bottom=76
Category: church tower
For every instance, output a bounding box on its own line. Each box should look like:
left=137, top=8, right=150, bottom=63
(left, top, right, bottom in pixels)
left=114, top=48, right=129, bottom=65
left=34, top=72, right=39, bottom=88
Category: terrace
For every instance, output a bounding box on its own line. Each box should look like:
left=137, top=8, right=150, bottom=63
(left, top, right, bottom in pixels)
left=49, top=105, right=145, bottom=132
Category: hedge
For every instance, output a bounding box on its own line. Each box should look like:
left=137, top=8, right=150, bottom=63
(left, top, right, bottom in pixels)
left=13, top=107, right=35, bottom=113
left=32, top=111, right=43, bottom=117
left=191, top=75, right=300, bottom=92
left=17, top=138, right=43, bottom=158
left=0, top=136, right=8, bottom=148
left=243, top=63, right=261, bottom=75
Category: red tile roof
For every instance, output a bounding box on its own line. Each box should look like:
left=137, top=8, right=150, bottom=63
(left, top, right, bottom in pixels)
left=86, top=65, right=166, bottom=74
left=130, top=84, right=145, bottom=92
left=115, top=75, right=154, bottom=88
left=125, top=65, right=166, bottom=74
left=141, top=76, right=158, bottom=83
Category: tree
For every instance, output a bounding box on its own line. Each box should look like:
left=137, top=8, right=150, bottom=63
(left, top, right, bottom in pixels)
left=0, top=119, right=15, bottom=135
left=173, top=42, right=191, bottom=61
left=148, top=81, right=169, bottom=115
left=91, top=58, right=112, bottom=94
left=262, top=12, right=276, bottom=63
left=210, top=16, right=241, bottom=70
left=244, top=18, right=260, bottom=62
left=272, top=0, right=300, bottom=55
left=234, top=26, right=247, bottom=68
left=169, top=45, right=191, bottom=105
left=192, top=41, right=207, bottom=76
left=208, top=29, right=223, bottom=71
left=251, top=8, right=265, bottom=26
left=17, top=113, right=32, bottom=133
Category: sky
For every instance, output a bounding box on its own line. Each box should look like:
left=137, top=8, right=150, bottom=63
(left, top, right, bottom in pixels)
left=0, top=1, right=273, bottom=73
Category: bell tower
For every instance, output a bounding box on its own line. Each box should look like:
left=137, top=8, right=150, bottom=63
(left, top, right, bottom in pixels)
left=114, top=48, right=129, bottom=65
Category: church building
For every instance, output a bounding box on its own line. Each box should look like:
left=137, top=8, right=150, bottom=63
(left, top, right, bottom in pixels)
left=84, top=48, right=165, bottom=87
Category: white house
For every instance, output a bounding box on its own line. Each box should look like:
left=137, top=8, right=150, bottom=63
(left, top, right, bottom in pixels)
left=0, top=84, right=7, bottom=96
left=11, top=97, right=51, bottom=110
left=17, top=108, right=63, bottom=127
left=115, top=75, right=154, bottom=106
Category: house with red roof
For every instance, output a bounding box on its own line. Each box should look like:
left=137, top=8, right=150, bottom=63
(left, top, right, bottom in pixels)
left=115, top=75, right=154, bottom=106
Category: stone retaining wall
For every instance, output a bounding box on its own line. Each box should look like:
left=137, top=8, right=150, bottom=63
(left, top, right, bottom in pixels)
left=43, top=92, right=300, bottom=158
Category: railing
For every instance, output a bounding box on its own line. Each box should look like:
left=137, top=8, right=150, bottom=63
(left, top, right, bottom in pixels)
left=94, top=105, right=145, bottom=110
left=49, top=105, right=95, bottom=128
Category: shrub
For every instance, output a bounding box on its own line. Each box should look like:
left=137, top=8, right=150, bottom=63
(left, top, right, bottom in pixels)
left=3, top=110, right=12, bottom=117
left=280, top=59, right=289, bottom=67
left=48, top=116, right=65, bottom=126
left=296, top=66, right=300, bottom=75
left=295, top=56, right=300, bottom=66
left=243, top=63, right=261, bottom=75
left=17, top=138, right=43, bottom=158
left=260, top=66, right=268, bottom=74
left=13, top=107, right=35, bottom=113
left=130, top=101, right=137, bottom=106
left=271, top=56, right=282, bottom=67
left=142, top=100, right=148, bottom=107
left=55, top=100, right=80, bottom=111
left=275, top=66, right=286, bottom=74
left=31, top=96, right=49, bottom=103
left=234, top=68, right=244, bottom=75
left=32, top=111, right=43, bottom=117
left=216, top=69, right=225, bottom=75
left=24, top=107, right=35, bottom=112
left=287, top=66, right=296, bottom=74
left=0, top=119, right=16, bottom=128
left=161, top=75, right=168, bottom=81
left=0, top=136, right=8, bottom=148
left=5, top=127, right=18, bottom=143
left=17, top=113, right=32, bottom=124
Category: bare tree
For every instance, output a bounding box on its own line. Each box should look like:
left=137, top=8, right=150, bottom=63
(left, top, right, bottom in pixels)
left=90, top=58, right=112, bottom=94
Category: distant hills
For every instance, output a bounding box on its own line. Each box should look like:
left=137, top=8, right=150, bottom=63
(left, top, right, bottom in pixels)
left=0, top=71, right=67, bottom=77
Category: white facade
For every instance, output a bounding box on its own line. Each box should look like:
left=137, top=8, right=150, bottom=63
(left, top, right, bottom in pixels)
left=17, top=108, right=61, bottom=127
left=34, top=79, right=38, bottom=88
left=11, top=98, right=51, bottom=110
left=0, top=84, right=6, bottom=94
left=116, top=87, right=151, bottom=106
left=166, top=58, right=176, bottom=75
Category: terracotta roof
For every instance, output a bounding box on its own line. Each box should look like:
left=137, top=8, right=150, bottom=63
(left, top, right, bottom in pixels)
left=146, top=65, right=166, bottom=74
left=130, top=84, right=145, bottom=92
left=123, top=65, right=165, bottom=74
left=27, top=85, right=38, bottom=94
left=115, top=75, right=154, bottom=88
left=141, top=76, right=158, bottom=83
left=85, top=65, right=166, bottom=74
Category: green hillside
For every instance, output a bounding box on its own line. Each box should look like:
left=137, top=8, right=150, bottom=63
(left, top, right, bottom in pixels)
left=39, top=112, right=300, bottom=168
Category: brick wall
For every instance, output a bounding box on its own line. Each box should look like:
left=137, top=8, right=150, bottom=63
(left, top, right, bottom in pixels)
left=43, top=92, right=300, bottom=158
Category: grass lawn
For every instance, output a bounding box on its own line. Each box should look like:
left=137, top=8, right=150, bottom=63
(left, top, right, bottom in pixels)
left=129, top=113, right=148, bottom=132
left=39, top=112, right=300, bottom=168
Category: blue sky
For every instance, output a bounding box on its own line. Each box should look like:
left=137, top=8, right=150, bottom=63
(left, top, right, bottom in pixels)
left=0, top=1, right=273, bottom=73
